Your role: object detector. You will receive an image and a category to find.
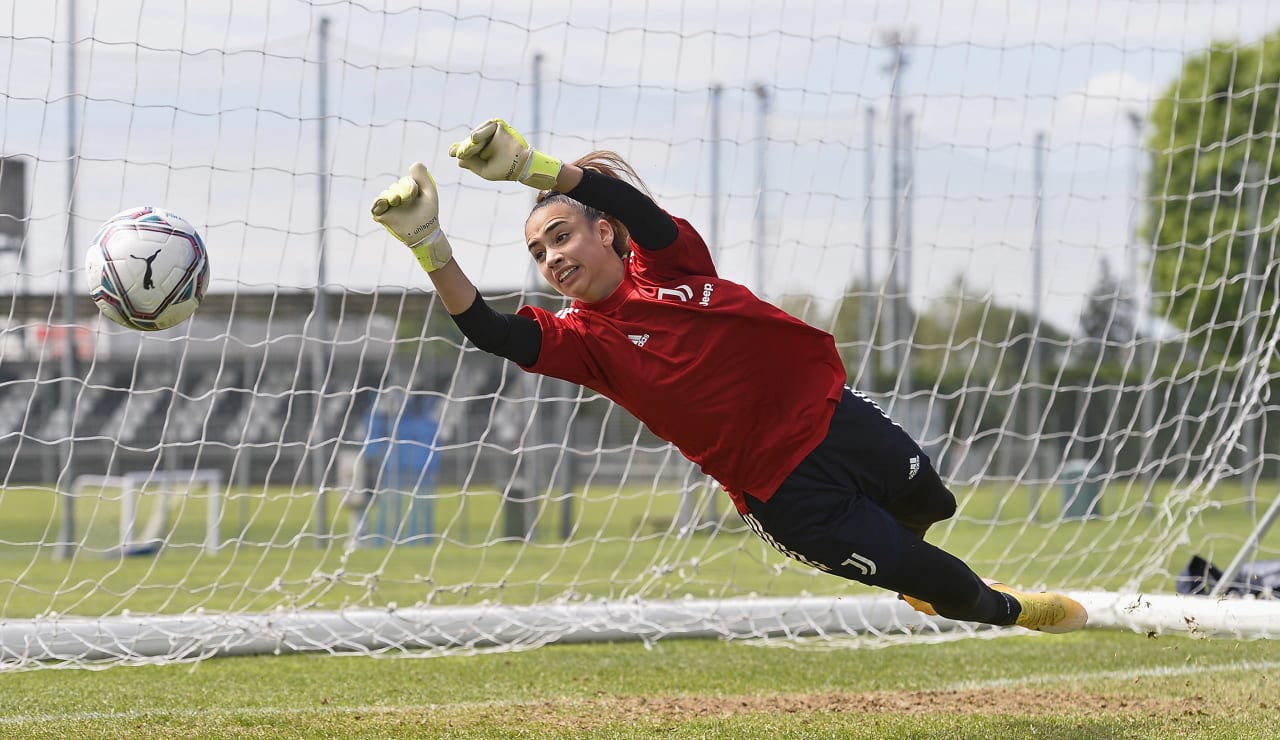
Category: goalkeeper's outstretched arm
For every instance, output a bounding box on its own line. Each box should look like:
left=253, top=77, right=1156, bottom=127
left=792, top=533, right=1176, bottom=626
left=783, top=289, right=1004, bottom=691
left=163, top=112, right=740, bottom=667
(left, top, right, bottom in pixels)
left=369, top=162, right=476, bottom=314
left=448, top=118, right=678, bottom=253
left=370, top=161, right=542, bottom=365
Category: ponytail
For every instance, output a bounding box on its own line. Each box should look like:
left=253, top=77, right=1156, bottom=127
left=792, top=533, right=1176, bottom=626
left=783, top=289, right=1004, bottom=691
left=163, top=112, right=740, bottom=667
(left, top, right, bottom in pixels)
left=531, top=151, right=653, bottom=259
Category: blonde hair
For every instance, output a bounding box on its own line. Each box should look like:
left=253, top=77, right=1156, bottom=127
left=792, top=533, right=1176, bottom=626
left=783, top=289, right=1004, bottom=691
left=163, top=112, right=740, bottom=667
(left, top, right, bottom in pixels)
left=531, top=150, right=654, bottom=259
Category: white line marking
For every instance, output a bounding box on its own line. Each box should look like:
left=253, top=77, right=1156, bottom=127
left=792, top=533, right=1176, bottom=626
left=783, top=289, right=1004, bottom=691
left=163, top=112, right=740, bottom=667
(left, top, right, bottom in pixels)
left=939, top=659, right=1280, bottom=691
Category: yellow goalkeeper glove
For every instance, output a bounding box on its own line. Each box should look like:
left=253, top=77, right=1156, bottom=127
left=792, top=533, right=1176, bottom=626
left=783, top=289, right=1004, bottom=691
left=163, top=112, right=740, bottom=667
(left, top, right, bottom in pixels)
left=447, top=118, right=563, bottom=190
left=370, top=162, right=453, bottom=273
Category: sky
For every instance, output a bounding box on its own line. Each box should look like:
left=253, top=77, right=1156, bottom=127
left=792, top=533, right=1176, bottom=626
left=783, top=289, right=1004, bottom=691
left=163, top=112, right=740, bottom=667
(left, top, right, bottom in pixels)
left=2, top=0, right=1279, bottom=333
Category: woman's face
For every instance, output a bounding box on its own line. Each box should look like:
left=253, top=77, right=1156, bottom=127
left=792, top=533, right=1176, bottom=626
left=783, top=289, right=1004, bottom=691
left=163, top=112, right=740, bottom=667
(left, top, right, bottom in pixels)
left=524, top=202, right=624, bottom=303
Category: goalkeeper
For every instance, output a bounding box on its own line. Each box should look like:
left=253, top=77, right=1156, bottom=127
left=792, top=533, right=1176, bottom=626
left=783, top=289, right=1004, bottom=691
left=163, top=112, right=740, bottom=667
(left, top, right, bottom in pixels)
left=371, top=118, right=1087, bottom=634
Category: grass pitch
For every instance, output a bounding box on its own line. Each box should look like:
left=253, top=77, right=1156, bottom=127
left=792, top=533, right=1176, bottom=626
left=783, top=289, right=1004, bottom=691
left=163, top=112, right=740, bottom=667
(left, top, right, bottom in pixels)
left=0, top=629, right=1277, bottom=738
left=0, top=479, right=1275, bottom=737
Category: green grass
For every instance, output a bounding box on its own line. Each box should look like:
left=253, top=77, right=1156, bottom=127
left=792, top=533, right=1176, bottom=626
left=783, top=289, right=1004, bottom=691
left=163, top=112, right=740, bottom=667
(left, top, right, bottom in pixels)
left=0, top=478, right=1275, bottom=736
left=0, top=477, right=1272, bottom=619
left=0, top=630, right=1277, bottom=737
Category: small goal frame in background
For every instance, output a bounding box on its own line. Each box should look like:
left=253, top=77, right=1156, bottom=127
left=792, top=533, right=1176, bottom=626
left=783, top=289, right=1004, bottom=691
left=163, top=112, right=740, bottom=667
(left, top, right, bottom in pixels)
left=70, top=470, right=224, bottom=557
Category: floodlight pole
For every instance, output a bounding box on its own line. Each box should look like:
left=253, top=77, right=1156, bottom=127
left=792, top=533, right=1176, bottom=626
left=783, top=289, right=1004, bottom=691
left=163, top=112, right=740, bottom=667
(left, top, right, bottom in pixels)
left=862, top=105, right=877, bottom=391
left=882, top=31, right=910, bottom=396
left=55, top=0, right=80, bottom=561
left=310, top=15, right=332, bottom=541
left=705, top=84, right=726, bottom=528
left=506, top=51, right=545, bottom=543
left=677, top=85, right=727, bottom=535
left=1127, top=111, right=1158, bottom=507
left=753, top=83, right=769, bottom=299
left=710, top=84, right=722, bottom=263
left=535, top=52, right=571, bottom=542
left=900, top=110, right=915, bottom=406
left=1028, top=132, right=1046, bottom=499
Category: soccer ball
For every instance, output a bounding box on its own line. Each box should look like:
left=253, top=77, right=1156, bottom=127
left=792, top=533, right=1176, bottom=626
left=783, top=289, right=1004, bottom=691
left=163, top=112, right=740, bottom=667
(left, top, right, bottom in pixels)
left=85, top=206, right=210, bottom=331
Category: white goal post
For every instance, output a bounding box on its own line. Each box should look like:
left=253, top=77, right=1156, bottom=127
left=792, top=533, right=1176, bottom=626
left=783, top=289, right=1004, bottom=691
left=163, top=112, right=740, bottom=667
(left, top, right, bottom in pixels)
left=1, top=3, right=1279, bottom=668
left=2, top=592, right=1275, bottom=664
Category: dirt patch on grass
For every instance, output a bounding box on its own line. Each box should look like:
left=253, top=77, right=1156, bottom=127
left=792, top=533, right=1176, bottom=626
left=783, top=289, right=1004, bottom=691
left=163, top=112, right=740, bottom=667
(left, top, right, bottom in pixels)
left=432, top=688, right=1196, bottom=731
left=573, top=689, right=1185, bottom=721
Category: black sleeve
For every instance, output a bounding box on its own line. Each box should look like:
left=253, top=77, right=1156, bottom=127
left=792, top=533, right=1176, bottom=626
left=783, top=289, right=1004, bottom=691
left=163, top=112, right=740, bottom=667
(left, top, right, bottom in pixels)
left=449, top=290, right=542, bottom=366
left=566, top=169, right=679, bottom=251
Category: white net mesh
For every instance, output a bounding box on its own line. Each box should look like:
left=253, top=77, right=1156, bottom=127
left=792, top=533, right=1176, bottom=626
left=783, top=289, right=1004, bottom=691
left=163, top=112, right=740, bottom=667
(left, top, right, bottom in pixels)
left=1, top=1, right=1279, bottom=667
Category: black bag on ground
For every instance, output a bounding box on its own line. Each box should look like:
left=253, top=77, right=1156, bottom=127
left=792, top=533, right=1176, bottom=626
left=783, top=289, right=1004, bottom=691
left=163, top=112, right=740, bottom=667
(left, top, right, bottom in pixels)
left=1176, top=554, right=1280, bottom=597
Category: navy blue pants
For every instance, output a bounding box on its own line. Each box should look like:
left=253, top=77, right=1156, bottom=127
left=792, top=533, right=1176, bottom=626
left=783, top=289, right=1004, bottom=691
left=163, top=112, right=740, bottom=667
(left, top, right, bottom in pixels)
left=742, top=387, right=1014, bottom=625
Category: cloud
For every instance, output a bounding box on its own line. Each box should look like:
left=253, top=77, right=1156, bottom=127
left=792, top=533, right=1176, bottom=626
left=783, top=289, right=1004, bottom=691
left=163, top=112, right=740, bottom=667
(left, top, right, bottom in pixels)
left=1054, top=70, right=1156, bottom=145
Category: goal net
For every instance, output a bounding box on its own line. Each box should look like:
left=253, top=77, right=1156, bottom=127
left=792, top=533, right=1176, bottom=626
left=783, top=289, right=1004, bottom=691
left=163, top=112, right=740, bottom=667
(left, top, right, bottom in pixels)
left=2, top=2, right=1279, bottom=668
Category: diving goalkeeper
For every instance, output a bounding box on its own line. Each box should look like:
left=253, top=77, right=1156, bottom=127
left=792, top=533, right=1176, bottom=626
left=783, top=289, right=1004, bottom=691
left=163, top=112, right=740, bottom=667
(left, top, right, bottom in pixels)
left=370, top=118, right=1087, bottom=634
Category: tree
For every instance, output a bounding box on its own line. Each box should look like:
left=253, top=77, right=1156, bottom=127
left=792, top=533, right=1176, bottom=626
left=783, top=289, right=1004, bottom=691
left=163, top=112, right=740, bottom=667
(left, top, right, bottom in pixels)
left=911, top=276, right=1065, bottom=436
left=1147, top=30, right=1280, bottom=360
left=1078, top=258, right=1137, bottom=366
left=913, top=275, right=1050, bottom=390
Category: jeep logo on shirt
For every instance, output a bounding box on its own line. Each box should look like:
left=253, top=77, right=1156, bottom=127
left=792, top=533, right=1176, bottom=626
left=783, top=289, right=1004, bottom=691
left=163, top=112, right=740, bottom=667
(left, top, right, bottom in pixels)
left=656, top=284, right=715, bottom=305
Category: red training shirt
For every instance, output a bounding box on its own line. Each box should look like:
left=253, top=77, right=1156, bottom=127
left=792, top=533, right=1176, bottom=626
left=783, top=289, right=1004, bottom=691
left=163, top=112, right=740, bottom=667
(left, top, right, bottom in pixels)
left=517, top=216, right=846, bottom=513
